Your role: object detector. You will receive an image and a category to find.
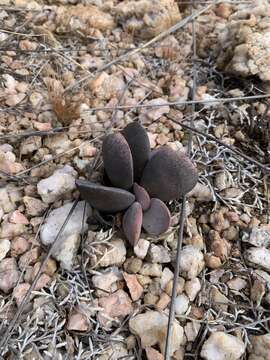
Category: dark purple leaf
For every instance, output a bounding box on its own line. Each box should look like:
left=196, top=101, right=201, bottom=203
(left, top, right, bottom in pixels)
left=142, top=198, right=171, bottom=236
left=133, top=183, right=150, bottom=211
left=102, top=133, right=133, bottom=190
left=122, top=122, right=150, bottom=182
left=140, top=146, right=198, bottom=201
left=76, top=179, right=135, bottom=213
left=123, top=202, right=143, bottom=246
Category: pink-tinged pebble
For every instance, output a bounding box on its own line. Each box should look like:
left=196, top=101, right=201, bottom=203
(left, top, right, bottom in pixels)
left=9, top=210, right=29, bottom=225
left=123, top=272, right=144, bottom=301
left=33, top=121, right=52, bottom=131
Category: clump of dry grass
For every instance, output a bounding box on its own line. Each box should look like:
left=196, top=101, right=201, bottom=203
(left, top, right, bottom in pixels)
left=44, top=77, right=81, bottom=125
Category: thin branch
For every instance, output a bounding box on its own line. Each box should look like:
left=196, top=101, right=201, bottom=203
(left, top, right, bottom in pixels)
left=79, top=94, right=270, bottom=113
left=165, top=3, right=197, bottom=357
left=164, top=200, right=186, bottom=359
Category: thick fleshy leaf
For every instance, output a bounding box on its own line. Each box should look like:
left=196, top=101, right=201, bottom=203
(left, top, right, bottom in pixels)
left=133, top=183, right=150, bottom=211
left=102, top=133, right=133, bottom=190
left=76, top=179, right=135, bottom=213
left=122, top=122, right=150, bottom=181
left=140, top=146, right=198, bottom=201
left=123, top=202, right=143, bottom=246
left=142, top=198, right=171, bottom=236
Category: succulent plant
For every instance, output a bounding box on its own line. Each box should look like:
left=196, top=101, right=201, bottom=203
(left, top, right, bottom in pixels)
left=76, top=122, right=198, bottom=246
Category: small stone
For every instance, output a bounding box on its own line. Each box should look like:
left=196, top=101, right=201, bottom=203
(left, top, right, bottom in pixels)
left=11, top=237, right=29, bottom=256
left=245, top=247, right=270, bottom=272
left=165, top=277, right=185, bottom=296
left=147, top=244, right=171, bottom=263
left=123, top=272, right=144, bottom=301
left=137, top=274, right=152, bottom=286
left=144, top=293, right=159, bottom=305
left=0, top=258, right=20, bottom=293
left=187, top=183, right=213, bottom=202
left=29, top=92, right=43, bottom=107
left=37, top=165, right=77, bottom=203
left=54, top=233, right=81, bottom=270
left=209, top=212, right=227, bottom=232
left=156, top=292, right=171, bottom=311
left=23, top=196, right=47, bottom=216
left=242, top=226, right=270, bottom=247
left=156, top=133, right=169, bottom=146
left=79, top=143, right=97, bottom=157
left=0, top=221, right=26, bottom=239
left=179, top=246, right=205, bottom=279
left=147, top=132, right=157, bottom=148
left=33, top=121, right=52, bottom=131
left=20, top=136, right=42, bottom=155
left=174, top=348, right=185, bottom=360
left=223, top=226, right=239, bottom=242
left=134, top=238, right=150, bottom=259
left=210, top=288, right=229, bottom=312
left=225, top=211, right=239, bottom=222
left=160, top=267, right=174, bottom=290
left=34, top=273, right=51, bottom=291
left=215, top=3, right=232, bottom=18
left=139, top=262, right=162, bottom=277
left=175, top=294, right=189, bottom=315
left=67, top=308, right=90, bottom=332
left=185, top=234, right=204, bottom=250
left=124, top=257, right=143, bottom=274
left=98, top=343, right=128, bottom=360
left=99, top=289, right=133, bottom=324
left=250, top=278, right=265, bottom=306
left=44, top=258, right=57, bottom=276
left=18, top=247, right=40, bottom=270
left=249, top=333, right=270, bottom=360
left=126, top=335, right=136, bottom=350
left=0, top=185, right=22, bottom=213
left=92, top=267, right=122, bottom=297
left=40, top=201, right=90, bottom=246
left=0, top=239, right=11, bottom=261
left=44, top=133, right=71, bottom=154
left=89, top=72, right=124, bottom=100
left=9, top=210, right=29, bottom=225
left=129, top=310, right=183, bottom=356
left=140, top=98, right=170, bottom=122
left=95, top=238, right=126, bottom=267
left=201, top=332, right=245, bottom=360
left=0, top=150, right=23, bottom=175
left=145, top=347, right=164, bottom=360
left=185, top=278, right=201, bottom=301
left=13, top=283, right=31, bottom=307
left=205, top=254, right=222, bottom=269
left=210, top=232, right=231, bottom=261
left=227, top=277, right=247, bottom=291
left=184, top=321, right=201, bottom=342
left=6, top=93, right=25, bottom=107
left=148, top=278, right=162, bottom=296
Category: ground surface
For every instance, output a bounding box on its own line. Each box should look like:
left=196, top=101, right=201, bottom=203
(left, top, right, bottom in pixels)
left=0, top=0, right=270, bottom=359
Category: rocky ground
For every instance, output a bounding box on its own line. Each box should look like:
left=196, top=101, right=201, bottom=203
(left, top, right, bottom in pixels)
left=1, top=0, right=270, bottom=359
